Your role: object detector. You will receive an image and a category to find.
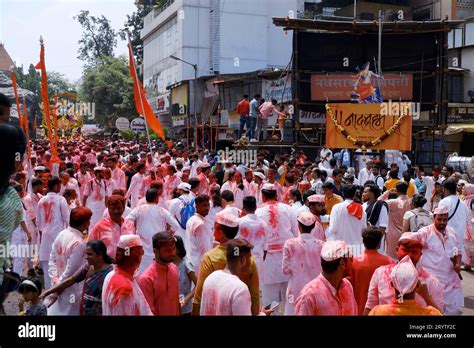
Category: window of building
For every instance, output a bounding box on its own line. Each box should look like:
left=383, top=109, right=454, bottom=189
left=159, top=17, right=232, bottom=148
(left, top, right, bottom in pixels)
left=466, top=22, right=474, bottom=46
left=448, top=30, right=454, bottom=49
left=413, top=8, right=431, bottom=21
left=454, top=28, right=463, bottom=48
left=448, top=75, right=463, bottom=103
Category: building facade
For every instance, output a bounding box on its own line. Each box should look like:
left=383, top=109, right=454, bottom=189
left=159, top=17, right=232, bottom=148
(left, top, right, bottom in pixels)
left=141, top=0, right=318, bottom=131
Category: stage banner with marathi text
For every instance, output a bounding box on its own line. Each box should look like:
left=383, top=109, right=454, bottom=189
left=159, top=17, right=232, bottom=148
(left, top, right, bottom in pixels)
left=325, top=103, right=412, bottom=151
left=312, top=74, right=413, bottom=101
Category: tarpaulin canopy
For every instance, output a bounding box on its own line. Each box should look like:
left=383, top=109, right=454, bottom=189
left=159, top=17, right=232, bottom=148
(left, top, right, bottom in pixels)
left=445, top=124, right=474, bottom=135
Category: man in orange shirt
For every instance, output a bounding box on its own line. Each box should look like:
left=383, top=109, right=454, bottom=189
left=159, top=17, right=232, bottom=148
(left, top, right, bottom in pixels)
left=237, top=95, right=250, bottom=139
left=384, top=169, right=401, bottom=192
left=322, top=182, right=343, bottom=230
left=322, top=182, right=343, bottom=215
left=350, top=227, right=391, bottom=315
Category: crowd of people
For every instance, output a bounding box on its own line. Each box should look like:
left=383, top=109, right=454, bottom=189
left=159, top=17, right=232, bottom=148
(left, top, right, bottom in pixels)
left=0, top=93, right=474, bottom=317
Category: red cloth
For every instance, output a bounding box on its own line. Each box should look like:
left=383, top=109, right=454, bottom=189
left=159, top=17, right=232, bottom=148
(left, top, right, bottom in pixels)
left=236, top=99, right=250, bottom=115
left=137, top=261, right=180, bottom=316
left=350, top=250, right=392, bottom=315
left=347, top=201, right=363, bottom=220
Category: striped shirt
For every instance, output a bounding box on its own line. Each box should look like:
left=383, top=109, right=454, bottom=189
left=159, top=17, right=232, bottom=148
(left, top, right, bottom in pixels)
left=0, top=186, right=23, bottom=271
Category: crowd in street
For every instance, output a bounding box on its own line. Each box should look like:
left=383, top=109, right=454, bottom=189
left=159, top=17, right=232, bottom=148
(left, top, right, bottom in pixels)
left=1, top=93, right=474, bottom=316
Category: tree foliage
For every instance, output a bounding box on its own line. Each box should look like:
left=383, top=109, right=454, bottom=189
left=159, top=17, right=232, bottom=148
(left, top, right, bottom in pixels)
left=74, top=10, right=118, bottom=67
left=13, top=64, right=73, bottom=98
left=78, top=56, right=137, bottom=127
left=119, top=4, right=145, bottom=69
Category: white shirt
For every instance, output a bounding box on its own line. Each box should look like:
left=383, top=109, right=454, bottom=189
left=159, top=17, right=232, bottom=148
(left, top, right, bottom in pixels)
left=36, top=192, right=70, bottom=261
left=47, top=227, right=86, bottom=315
left=168, top=193, right=196, bottom=237
left=282, top=233, right=323, bottom=315
left=186, top=213, right=213, bottom=276
left=237, top=214, right=268, bottom=284
left=438, top=195, right=469, bottom=258
left=126, top=172, right=145, bottom=208
left=362, top=201, right=388, bottom=228
left=125, top=204, right=182, bottom=257
left=327, top=200, right=367, bottom=251
left=200, top=269, right=252, bottom=316
left=421, top=176, right=444, bottom=210
left=190, top=159, right=202, bottom=178
left=357, top=167, right=371, bottom=186
left=412, top=224, right=464, bottom=314
left=319, top=148, right=333, bottom=169
left=256, top=202, right=299, bottom=284
left=111, top=167, right=127, bottom=191
left=221, top=181, right=245, bottom=210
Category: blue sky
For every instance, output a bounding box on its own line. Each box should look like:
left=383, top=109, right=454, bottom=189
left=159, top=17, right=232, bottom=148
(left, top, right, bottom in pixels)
left=0, top=0, right=136, bottom=82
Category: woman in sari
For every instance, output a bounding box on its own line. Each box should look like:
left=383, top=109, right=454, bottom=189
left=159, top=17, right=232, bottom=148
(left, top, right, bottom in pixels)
left=40, top=240, right=114, bottom=316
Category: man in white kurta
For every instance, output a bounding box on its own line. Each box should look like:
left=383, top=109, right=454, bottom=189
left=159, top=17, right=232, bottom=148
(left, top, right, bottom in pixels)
left=282, top=211, right=323, bottom=315
left=438, top=179, right=469, bottom=262
left=83, top=167, right=112, bottom=229
left=412, top=207, right=464, bottom=315
left=23, top=178, right=42, bottom=250
left=125, top=188, right=182, bottom=274
left=75, top=164, right=92, bottom=203
left=36, top=178, right=70, bottom=290
left=185, top=195, right=212, bottom=276
left=256, top=183, right=299, bottom=312
left=108, top=157, right=127, bottom=191
left=357, top=159, right=374, bottom=186
left=420, top=167, right=444, bottom=211
left=200, top=239, right=253, bottom=316
left=47, top=207, right=91, bottom=315
left=102, top=235, right=152, bottom=316
left=168, top=182, right=196, bottom=239
left=236, top=196, right=268, bottom=285
left=319, top=147, right=333, bottom=170
left=126, top=164, right=146, bottom=209
left=327, top=185, right=367, bottom=252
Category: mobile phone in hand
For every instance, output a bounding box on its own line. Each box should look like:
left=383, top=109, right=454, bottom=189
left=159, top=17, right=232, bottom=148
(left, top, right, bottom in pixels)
left=265, top=301, right=279, bottom=311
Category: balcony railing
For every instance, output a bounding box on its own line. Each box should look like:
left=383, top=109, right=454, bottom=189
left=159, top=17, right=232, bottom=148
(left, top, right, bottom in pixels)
left=153, top=0, right=175, bottom=19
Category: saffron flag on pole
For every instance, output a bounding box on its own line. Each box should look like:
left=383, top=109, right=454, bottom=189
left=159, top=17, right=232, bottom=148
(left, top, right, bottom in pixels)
left=127, top=40, right=166, bottom=142
left=35, top=36, right=58, bottom=162
left=22, top=96, right=31, bottom=167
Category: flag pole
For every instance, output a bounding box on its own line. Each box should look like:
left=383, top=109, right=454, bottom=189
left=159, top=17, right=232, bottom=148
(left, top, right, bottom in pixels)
left=125, top=24, right=157, bottom=175
left=10, top=68, right=23, bottom=131
left=22, top=96, right=32, bottom=175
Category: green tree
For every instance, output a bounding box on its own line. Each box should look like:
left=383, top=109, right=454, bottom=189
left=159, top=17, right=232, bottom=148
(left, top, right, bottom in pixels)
left=74, top=10, right=117, bottom=66
left=47, top=71, right=74, bottom=96
left=119, top=4, right=145, bottom=69
left=13, top=64, right=73, bottom=97
left=119, top=0, right=168, bottom=78
left=78, top=55, right=137, bottom=127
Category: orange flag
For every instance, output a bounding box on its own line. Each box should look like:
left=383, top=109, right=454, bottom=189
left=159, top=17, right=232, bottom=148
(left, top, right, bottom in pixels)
left=22, top=96, right=31, bottom=162
left=127, top=41, right=167, bottom=143
left=10, top=71, right=23, bottom=131
left=35, top=37, right=58, bottom=162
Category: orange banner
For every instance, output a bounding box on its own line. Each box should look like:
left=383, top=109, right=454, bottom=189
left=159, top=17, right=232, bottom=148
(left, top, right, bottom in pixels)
left=325, top=103, right=412, bottom=151
left=22, top=96, right=31, bottom=163
left=35, top=39, right=59, bottom=162
left=127, top=41, right=166, bottom=142
left=312, top=74, right=413, bottom=101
